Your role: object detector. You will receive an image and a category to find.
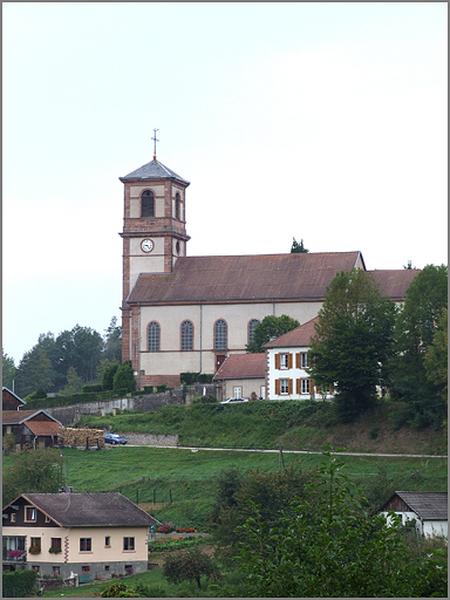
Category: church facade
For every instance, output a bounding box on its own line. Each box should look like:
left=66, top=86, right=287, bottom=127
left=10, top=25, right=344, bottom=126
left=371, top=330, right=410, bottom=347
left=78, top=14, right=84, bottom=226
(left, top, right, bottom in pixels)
left=120, top=151, right=418, bottom=389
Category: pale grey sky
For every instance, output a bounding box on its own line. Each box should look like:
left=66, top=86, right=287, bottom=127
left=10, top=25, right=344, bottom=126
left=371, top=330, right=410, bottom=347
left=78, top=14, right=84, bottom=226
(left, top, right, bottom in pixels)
left=3, top=2, right=447, bottom=363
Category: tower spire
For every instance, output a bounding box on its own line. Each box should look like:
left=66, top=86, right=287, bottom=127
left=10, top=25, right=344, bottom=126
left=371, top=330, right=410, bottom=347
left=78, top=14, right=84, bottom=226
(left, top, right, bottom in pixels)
left=151, top=128, right=159, bottom=160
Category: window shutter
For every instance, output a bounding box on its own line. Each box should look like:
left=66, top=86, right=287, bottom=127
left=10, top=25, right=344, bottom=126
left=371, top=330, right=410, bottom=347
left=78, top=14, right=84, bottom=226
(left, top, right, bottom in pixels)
left=275, top=379, right=280, bottom=395
left=309, top=379, right=314, bottom=396
left=275, top=353, right=280, bottom=370
left=288, top=379, right=293, bottom=394
left=296, top=353, right=300, bottom=368
left=288, top=353, right=293, bottom=369
left=296, top=378, right=300, bottom=394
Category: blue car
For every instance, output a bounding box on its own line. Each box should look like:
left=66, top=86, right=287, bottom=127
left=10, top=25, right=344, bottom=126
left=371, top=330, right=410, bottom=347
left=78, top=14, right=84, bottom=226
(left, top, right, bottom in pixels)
left=104, top=432, right=128, bottom=445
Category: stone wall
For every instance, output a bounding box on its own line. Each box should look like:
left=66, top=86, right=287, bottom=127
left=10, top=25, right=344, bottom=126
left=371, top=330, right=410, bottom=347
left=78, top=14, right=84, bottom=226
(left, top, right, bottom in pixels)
left=124, top=433, right=179, bottom=446
left=45, top=384, right=217, bottom=426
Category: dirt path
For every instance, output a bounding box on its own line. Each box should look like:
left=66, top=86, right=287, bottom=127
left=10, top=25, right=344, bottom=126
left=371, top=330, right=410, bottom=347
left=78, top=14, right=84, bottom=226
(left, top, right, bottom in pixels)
left=126, top=444, right=447, bottom=459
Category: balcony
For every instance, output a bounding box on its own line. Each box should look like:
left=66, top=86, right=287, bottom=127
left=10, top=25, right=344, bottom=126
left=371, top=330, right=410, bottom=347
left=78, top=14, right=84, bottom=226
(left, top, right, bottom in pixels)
left=3, top=537, right=27, bottom=562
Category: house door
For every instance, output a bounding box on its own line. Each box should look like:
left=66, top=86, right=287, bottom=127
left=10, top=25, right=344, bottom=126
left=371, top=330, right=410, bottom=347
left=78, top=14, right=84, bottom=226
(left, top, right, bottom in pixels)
left=215, top=355, right=226, bottom=371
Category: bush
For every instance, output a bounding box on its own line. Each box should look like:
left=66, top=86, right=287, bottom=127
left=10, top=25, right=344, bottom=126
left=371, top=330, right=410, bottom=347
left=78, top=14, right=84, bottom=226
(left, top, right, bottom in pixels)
left=3, top=433, right=16, bottom=453
left=3, top=569, right=37, bottom=597
left=157, top=385, right=168, bottom=393
left=192, top=395, right=217, bottom=405
left=163, top=548, right=218, bottom=589
left=112, top=362, right=136, bottom=394
left=102, top=362, right=120, bottom=390
left=181, top=373, right=214, bottom=385
left=82, top=383, right=104, bottom=393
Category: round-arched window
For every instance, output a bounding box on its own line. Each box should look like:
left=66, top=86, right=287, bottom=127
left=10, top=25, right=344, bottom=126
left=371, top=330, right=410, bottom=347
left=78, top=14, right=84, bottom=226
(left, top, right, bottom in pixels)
left=247, top=319, right=260, bottom=345
left=180, top=320, right=193, bottom=351
left=214, top=319, right=228, bottom=351
left=147, top=321, right=160, bottom=352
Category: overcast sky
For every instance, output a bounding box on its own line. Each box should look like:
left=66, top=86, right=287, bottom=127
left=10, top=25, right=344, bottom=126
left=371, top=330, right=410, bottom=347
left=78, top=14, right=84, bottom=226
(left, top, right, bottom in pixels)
left=3, top=2, right=447, bottom=364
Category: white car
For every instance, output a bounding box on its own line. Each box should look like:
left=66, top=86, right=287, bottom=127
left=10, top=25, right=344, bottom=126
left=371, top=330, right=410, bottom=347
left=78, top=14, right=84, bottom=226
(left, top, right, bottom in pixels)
left=220, top=397, right=249, bottom=404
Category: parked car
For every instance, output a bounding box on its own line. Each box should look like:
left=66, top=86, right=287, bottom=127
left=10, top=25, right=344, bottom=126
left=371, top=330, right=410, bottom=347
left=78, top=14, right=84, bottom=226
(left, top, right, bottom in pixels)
left=104, top=432, right=128, bottom=445
left=220, top=397, right=249, bottom=405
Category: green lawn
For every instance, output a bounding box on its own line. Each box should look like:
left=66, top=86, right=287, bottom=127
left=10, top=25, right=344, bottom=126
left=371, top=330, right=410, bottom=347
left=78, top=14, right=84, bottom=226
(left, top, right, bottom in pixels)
left=79, top=401, right=447, bottom=455
left=6, top=446, right=445, bottom=528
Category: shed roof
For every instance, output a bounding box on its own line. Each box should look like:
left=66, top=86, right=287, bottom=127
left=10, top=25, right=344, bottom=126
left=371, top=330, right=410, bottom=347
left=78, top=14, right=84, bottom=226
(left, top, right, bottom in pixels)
left=119, top=158, right=189, bottom=185
left=385, top=491, right=448, bottom=520
left=2, top=410, right=61, bottom=426
left=127, top=252, right=363, bottom=305
left=264, top=316, right=319, bottom=349
left=25, top=420, right=62, bottom=437
left=12, top=493, right=158, bottom=527
left=214, top=353, right=266, bottom=381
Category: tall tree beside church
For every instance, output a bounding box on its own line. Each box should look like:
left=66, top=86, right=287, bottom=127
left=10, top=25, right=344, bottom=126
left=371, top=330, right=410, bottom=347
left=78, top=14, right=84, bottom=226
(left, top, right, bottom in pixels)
left=309, top=269, right=396, bottom=422
left=291, top=238, right=309, bottom=253
left=54, top=325, right=104, bottom=383
left=2, top=352, right=17, bottom=389
left=389, top=265, right=447, bottom=428
left=103, top=316, right=122, bottom=362
left=247, top=315, right=299, bottom=353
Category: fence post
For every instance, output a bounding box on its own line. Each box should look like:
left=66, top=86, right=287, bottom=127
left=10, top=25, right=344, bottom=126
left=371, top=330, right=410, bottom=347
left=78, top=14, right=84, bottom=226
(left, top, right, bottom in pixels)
left=169, top=489, right=173, bottom=504
left=153, top=489, right=156, bottom=504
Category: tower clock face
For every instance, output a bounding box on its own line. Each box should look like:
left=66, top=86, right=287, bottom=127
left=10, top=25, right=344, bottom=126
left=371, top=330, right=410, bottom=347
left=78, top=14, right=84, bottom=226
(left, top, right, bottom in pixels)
left=141, top=239, right=154, bottom=253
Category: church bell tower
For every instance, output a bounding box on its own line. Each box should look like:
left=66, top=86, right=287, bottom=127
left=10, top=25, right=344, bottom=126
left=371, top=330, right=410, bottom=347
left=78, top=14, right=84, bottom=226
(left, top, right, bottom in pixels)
left=119, top=131, right=190, bottom=361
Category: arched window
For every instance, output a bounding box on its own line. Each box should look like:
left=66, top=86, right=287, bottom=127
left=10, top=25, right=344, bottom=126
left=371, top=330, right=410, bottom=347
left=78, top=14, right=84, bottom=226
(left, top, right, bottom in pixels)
left=141, top=190, right=155, bottom=217
left=214, top=319, right=228, bottom=351
left=147, top=322, right=160, bottom=352
left=175, top=193, right=181, bottom=220
left=180, top=320, right=193, bottom=351
left=247, top=319, right=260, bottom=345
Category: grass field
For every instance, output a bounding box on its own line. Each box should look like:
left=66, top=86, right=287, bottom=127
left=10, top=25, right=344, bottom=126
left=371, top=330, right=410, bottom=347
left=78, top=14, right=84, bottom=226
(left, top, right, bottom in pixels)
left=79, top=401, right=447, bottom=455
left=5, top=446, right=446, bottom=528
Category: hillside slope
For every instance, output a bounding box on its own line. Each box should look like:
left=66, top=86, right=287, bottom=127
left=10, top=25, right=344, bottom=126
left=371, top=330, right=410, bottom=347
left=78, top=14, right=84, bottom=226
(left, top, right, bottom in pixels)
left=80, top=401, right=447, bottom=455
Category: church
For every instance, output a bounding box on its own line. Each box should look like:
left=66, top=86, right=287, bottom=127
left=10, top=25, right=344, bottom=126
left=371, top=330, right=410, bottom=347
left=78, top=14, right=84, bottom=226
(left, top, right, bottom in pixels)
left=120, top=142, right=418, bottom=389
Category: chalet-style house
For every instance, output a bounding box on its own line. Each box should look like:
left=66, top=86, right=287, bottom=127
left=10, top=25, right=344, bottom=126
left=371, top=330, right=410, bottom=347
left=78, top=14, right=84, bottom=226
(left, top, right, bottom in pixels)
left=213, top=353, right=266, bottom=400
left=2, top=387, right=26, bottom=410
left=2, top=492, right=158, bottom=581
left=380, top=491, right=448, bottom=538
left=118, top=145, right=419, bottom=389
left=2, top=410, right=63, bottom=451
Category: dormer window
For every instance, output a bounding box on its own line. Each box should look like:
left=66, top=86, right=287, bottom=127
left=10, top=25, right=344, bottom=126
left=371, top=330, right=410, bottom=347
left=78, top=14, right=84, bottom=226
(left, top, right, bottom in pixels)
left=141, top=190, right=155, bottom=217
left=25, top=506, right=37, bottom=522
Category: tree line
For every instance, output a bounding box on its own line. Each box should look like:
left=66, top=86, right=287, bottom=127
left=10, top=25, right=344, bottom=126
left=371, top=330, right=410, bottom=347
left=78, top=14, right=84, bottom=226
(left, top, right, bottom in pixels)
left=2, top=317, right=122, bottom=398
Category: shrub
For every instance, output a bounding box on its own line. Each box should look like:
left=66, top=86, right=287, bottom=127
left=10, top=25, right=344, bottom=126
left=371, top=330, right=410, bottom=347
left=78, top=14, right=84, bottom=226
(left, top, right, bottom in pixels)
left=100, top=582, right=136, bottom=597
left=3, top=569, right=37, bottom=597
left=112, top=362, right=136, bottom=394
left=82, top=383, right=104, bottom=393
left=157, top=522, right=175, bottom=534
left=163, top=548, right=218, bottom=589
left=181, top=373, right=214, bottom=385
left=3, top=433, right=16, bottom=453
left=192, top=395, right=217, bottom=405
left=103, top=362, right=120, bottom=390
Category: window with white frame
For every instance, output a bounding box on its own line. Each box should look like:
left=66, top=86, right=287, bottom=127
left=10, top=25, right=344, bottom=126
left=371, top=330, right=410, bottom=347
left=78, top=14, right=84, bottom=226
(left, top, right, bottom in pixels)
left=233, top=386, right=242, bottom=399
left=24, top=506, right=37, bottom=522
left=301, top=379, right=310, bottom=395
left=280, top=353, right=289, bottom=369
left=280, top=379, right=289, bottom=394
left=123, top=537, right=135, bottom=551
left=300, top=352, right=309, bottom=368
left=80, top=538, right=92, bottom=552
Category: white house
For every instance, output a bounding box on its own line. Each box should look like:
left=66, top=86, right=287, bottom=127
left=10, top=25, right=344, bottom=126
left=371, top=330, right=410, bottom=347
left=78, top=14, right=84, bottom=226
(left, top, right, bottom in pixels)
left=380, top=491, right=448, bottom=538
left=264, top=317, right=333, bottom=401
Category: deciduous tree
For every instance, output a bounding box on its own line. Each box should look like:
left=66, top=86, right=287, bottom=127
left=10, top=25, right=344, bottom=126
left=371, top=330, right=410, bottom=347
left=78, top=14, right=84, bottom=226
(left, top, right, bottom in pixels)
left=309, top=269, right=396, bottom=422
left=247, top=315, right=299, bottom=353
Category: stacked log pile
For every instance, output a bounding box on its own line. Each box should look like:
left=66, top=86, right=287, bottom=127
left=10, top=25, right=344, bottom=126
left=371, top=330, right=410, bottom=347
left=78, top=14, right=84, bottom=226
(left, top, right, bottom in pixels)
left=61, top=427, right=105, bottom=448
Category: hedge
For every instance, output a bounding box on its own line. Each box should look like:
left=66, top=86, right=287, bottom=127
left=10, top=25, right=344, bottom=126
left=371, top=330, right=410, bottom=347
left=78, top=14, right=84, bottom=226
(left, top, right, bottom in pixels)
left=181, top=373, right=214, bottom=385
left=3, top=569, right=37, bottom=597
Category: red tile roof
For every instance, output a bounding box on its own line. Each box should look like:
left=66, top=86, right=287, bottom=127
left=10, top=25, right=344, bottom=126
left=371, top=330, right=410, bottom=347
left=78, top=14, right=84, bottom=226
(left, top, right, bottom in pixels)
left=264, top=317, right=319, bottom=349
left=2, top=410, right=42, bottom=424
left=213, top=353, right=266, bottom=380
left=368, top=269, right=419, bottom=300
left=25, top=420, right=62, bottom=437
left=127, top=252, right=362, bottom=305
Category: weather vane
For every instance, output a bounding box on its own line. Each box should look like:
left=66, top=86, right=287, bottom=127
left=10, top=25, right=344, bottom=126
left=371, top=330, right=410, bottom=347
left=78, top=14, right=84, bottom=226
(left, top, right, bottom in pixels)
left=151, top=128, right=159, bottom=160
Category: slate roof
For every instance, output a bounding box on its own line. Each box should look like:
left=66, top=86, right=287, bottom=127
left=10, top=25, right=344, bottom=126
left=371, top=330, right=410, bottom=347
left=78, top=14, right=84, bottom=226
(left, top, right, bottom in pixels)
left=386, top=491, right=448, bottom=520
left=368, top=269, right=419, bottom=300
left=213, top=353, right=266, bottom=381
left=264, top=316, right=319, bottom=349
left=120, top=158, right=190, bottom=185
left=127, top=252, right=363, bottom=305
left=18, top=493, right=158, bottom=527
